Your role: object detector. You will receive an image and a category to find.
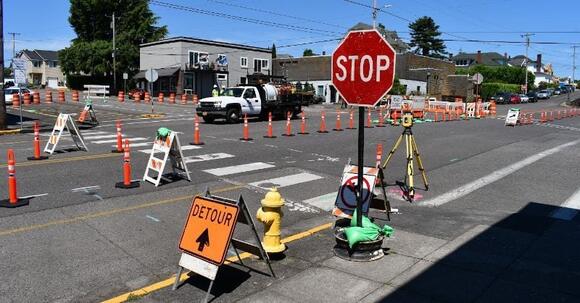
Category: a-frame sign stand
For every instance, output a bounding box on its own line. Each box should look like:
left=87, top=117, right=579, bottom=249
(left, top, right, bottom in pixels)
left=172, top=189, right=274, bottom=303
left=44, top=113, right=88, bottom=154
left=77, top=102, right=99, bottom=126
left=143, top=131, right=190, bottom=187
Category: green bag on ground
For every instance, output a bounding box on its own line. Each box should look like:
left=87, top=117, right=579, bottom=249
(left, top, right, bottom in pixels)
left=156, top=127, right=171, bottom=139
left=344, top=210, right=394, bottom=248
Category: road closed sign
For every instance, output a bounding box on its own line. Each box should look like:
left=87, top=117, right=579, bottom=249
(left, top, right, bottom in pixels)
left=332, top=29, right=396, bottom=107
left=179, top=196, right=239, bottom=265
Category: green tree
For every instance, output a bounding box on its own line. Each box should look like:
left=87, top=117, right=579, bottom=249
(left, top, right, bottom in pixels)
left=408, top=16, right=447, bottom=59
left=60, top=0, right=167, bottom=79
left=455, top=65, right=535, bottom=91
left=271, top=43, right=277, bottom=59
left=3, top=67, right=12, bottom=78
left=303, top=49, right=314, bottom=57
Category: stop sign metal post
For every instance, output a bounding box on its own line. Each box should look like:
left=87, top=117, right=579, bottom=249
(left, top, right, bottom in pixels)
left=332, top=30, right=396, bottom=227
left=145, top=68, right=159, bottom=114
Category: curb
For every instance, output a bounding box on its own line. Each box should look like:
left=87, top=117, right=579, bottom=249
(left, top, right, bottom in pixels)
left=0, top=129, right=22, bottom=136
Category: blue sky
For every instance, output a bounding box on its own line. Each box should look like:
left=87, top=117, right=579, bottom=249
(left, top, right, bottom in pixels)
left=4, top=0, right=580, bottom=77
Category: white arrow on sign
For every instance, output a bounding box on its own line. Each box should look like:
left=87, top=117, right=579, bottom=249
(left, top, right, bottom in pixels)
left=145, top=69, right=159, bottom=83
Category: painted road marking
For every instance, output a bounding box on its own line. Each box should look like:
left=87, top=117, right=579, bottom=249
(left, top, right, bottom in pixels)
left=184, top=153, right=234, bottom=164
left=91, top=137, right=148, bottom=144
left=303, top=192, right=337, bottom=211
left=19, top=193, right=49, bottom=199
left=550, top=187, right=580, bottom=220
left=203, top=162, right=275, bottom=176
left=146, top=215, right=161, bottom=222
left=421, top=140, right=580, bottom=207
left=137, top=145, right=202, bottom=154
left=180, top=145, right=202, bottom=151
left=102, top=222, right=333, bottom=303
left=120, top=142, right=150, bottom=148
left=83, top=134, right=118, bottom=140
left=249, top=172, right=323, bottom=189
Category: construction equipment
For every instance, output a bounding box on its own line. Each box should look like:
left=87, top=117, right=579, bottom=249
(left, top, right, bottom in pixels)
left=381, top=111, right=429, bottom=202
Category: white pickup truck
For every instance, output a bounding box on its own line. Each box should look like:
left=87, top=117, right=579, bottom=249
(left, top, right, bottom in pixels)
left=196, top=84, right=308, bottom=123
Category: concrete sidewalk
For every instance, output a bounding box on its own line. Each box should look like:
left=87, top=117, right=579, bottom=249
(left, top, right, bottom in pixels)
left=130, top=202, right=580, bottom=303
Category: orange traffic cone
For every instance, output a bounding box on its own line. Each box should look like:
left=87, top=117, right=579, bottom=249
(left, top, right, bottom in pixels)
left=33, top=92, right=40, bottom=104
left=27, top=121, right=49, bottom=161
left=375, top=143, right=383, bottom=168
left=365, top=109, right=374, bottom=128
left=376, top=107, right=386, bottom=127
left=282, top=111, right=295, bottom=136
left=78, top=108, right=88, bottom=123
left=111, top=120, right=124, bottom=153
left=115, top=140, right=140, bottom=189
left=12, top=93, right=20, bottom=109
left=240, top=114, right=253, bottom=141
left=181, top=94, right=187, bottom=105
left=45, top=90, right=52, bottom=104
left=190, top=115, right=205, bottom=145
left=0, top=149, right=30, bottom=207
left=23, top=92, right=31, bottom=105
left=169, top=93, right=176, bottom=104
left=72, top=90, right=80, bottom=102
left=264, top=112, right=277, bottom=138
left=158, top=92, right=164, bottom=103
left=317, top=111, right=329, bottom=133
left=298, top=111, right=309, bottom=135
left=346, top=110, right=356, bottom=129
left=333, top=112, right=343, bottom=131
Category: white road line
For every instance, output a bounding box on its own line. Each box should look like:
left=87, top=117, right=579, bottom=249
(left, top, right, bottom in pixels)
left=91, top=137, right=148, bottom=144
left=19, top=193, right=49, bottom=199
left=78, top=131, right=109, bottom=136
left=249, top=172, right=323, bottom=189
left=551, top=187, right=580, bottom=220
left=145, top=215, right=161, bottom=222
left=119, top=142, right=151, bottom=148
left=71, top=185, right=101, bottom=192
left=83, top=134, right=118, bottom=140
left=203, top=162, right=275, bottom=176
left=181, top=145, right=202, bottom=151
left=184, top=153, right=234, bottom=163
left=303, top=192, right=336, bottom=211
left=421, top=140, right=580, bottom=207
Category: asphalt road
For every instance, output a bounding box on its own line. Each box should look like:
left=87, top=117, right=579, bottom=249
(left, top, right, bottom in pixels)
left=0, top=92, right=579, bottom=302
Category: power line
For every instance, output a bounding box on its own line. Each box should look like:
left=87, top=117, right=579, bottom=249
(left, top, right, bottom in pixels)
left=150, top=0, right=342, bottom=36
left=206, top=0, right=346, bottom=30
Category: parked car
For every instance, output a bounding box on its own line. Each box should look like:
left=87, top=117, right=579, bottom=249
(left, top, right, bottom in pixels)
left=509, top=94, right=521, bottom=104
left=519, top=94, right=529, bottom=103
left=4, top=87, right=33, bottom=104
left=537, top=90, right=550, bottom=99
left=554, top=88, right=562, bottom=95
left=546, top=88, right=554, bottom=96
left=493, top=92, right=509, bottom=104
left=526, top=91, right=538, bottom=103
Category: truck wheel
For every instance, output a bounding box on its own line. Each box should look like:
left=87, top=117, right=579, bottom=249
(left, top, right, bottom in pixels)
left=226, top=108, right=241, bottom=123
left=202, top=116, right=215, bottom=123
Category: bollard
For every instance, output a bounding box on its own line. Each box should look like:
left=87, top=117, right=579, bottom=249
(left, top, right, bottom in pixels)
left=190, top=115, right=205, bottom=145
left=346, top=109, right=356, bottom=129
left=58, top=90, right=66, bottom=103
left=115, top=140, right=140, bottom=189
left=180, top=94, right=187, bottom=105
left=333, top=112, right=343, bottom=131
left=240, top=114, right=253, bottom=141
left=193, top=94, right=199, bottom=104
left=264, top=112, right=277, bottom=138
left=298, top=111, right=309, bottom=135
left=144, top=92, right=150, bottom=103
left=158, top=92, right=164, bottom=103
left=27, top=121, right=49, bottom=161
left=169, top=92, right=176, bottom=104
left=118, top=91, right=125, bottom=102
left=256, top=188, right=286, bottom=254
left=0, top=149, right=31, bottom=208
left=12, top=93, right=20, bottom=109
left=23, top=92, right=31, bottom=105
left=317, top=111, right=329, bottom=133
left=281, top=111, right=294, bottom=136
left=111, top=120, right=124, bottom=153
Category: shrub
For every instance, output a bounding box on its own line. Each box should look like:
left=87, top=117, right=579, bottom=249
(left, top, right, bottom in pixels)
left=481, top=82, right=520, bottom=100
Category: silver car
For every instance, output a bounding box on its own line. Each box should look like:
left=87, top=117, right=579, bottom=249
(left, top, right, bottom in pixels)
left=537, top=90, right=549, bottom=99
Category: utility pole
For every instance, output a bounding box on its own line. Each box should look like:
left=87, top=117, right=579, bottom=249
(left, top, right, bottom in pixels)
left=0, top=0, right=6, bottom=130
left=521, top=33, right=534, bottom=94
left=111, top=12, right=116, bottom=94
left=372, top=0, right=378, bottom=28
left=7, top=32, right=20, bottom=59
left=572, top=45, right=577, bottom=85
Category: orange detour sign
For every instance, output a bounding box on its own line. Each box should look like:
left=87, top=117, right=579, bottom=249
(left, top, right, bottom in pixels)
left=179, top=196, right=239, bottom=265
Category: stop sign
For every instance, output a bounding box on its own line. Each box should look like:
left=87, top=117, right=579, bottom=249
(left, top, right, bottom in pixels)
left=332, top=30, right=396, bottom=107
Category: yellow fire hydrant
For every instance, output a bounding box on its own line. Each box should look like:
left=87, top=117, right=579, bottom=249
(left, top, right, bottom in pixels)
left=256, top=188, right=286, bottom=254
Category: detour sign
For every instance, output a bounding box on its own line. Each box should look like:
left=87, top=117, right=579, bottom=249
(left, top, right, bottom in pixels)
left=179, top=196, right=239, bottom=265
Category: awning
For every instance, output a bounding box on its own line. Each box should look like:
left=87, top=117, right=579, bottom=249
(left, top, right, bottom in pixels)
left=133, top=67, right=180, bottom=79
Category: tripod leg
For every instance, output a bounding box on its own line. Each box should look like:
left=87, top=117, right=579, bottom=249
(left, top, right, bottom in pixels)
left=406, top=133, right=415, bottom=201
left=382, top=134, right=404, bottom=169
left=378, top=168, right=391, bottom=221
left=411, top=135, right=429, bottom=190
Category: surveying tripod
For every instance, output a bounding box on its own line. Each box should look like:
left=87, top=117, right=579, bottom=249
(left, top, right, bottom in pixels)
left=382, top=112, right=429, bottom=202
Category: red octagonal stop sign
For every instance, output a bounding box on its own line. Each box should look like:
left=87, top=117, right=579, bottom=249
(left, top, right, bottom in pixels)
left=332, top=29, right=396, bottom=107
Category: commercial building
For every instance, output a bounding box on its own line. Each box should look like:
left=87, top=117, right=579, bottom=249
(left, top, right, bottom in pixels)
left=137, top=37, right=273, bottom=97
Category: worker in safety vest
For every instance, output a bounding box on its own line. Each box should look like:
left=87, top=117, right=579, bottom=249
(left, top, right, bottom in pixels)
left=212, top=85, right=219, bottom=97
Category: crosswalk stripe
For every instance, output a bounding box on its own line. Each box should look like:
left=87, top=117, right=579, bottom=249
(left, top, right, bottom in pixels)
left=203, top=162, right=275, bottom=176
left=120, top=142, right=151, bottom=148
left=83, top=134, right=118, bottom=140
left=249, top=172, right=323, bottom=189
left=91, top=137, right=148, bottom=144
left=184, top=153, right=234, bottom=163
left=80, top=131, right=109, bottom=135
left=181, top=145, right=202, bottom=151
left=303, top=193, right=337, bottom=211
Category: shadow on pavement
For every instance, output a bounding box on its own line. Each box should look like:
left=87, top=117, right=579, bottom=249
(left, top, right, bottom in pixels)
left=376, top=202, right=580, bottom=303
